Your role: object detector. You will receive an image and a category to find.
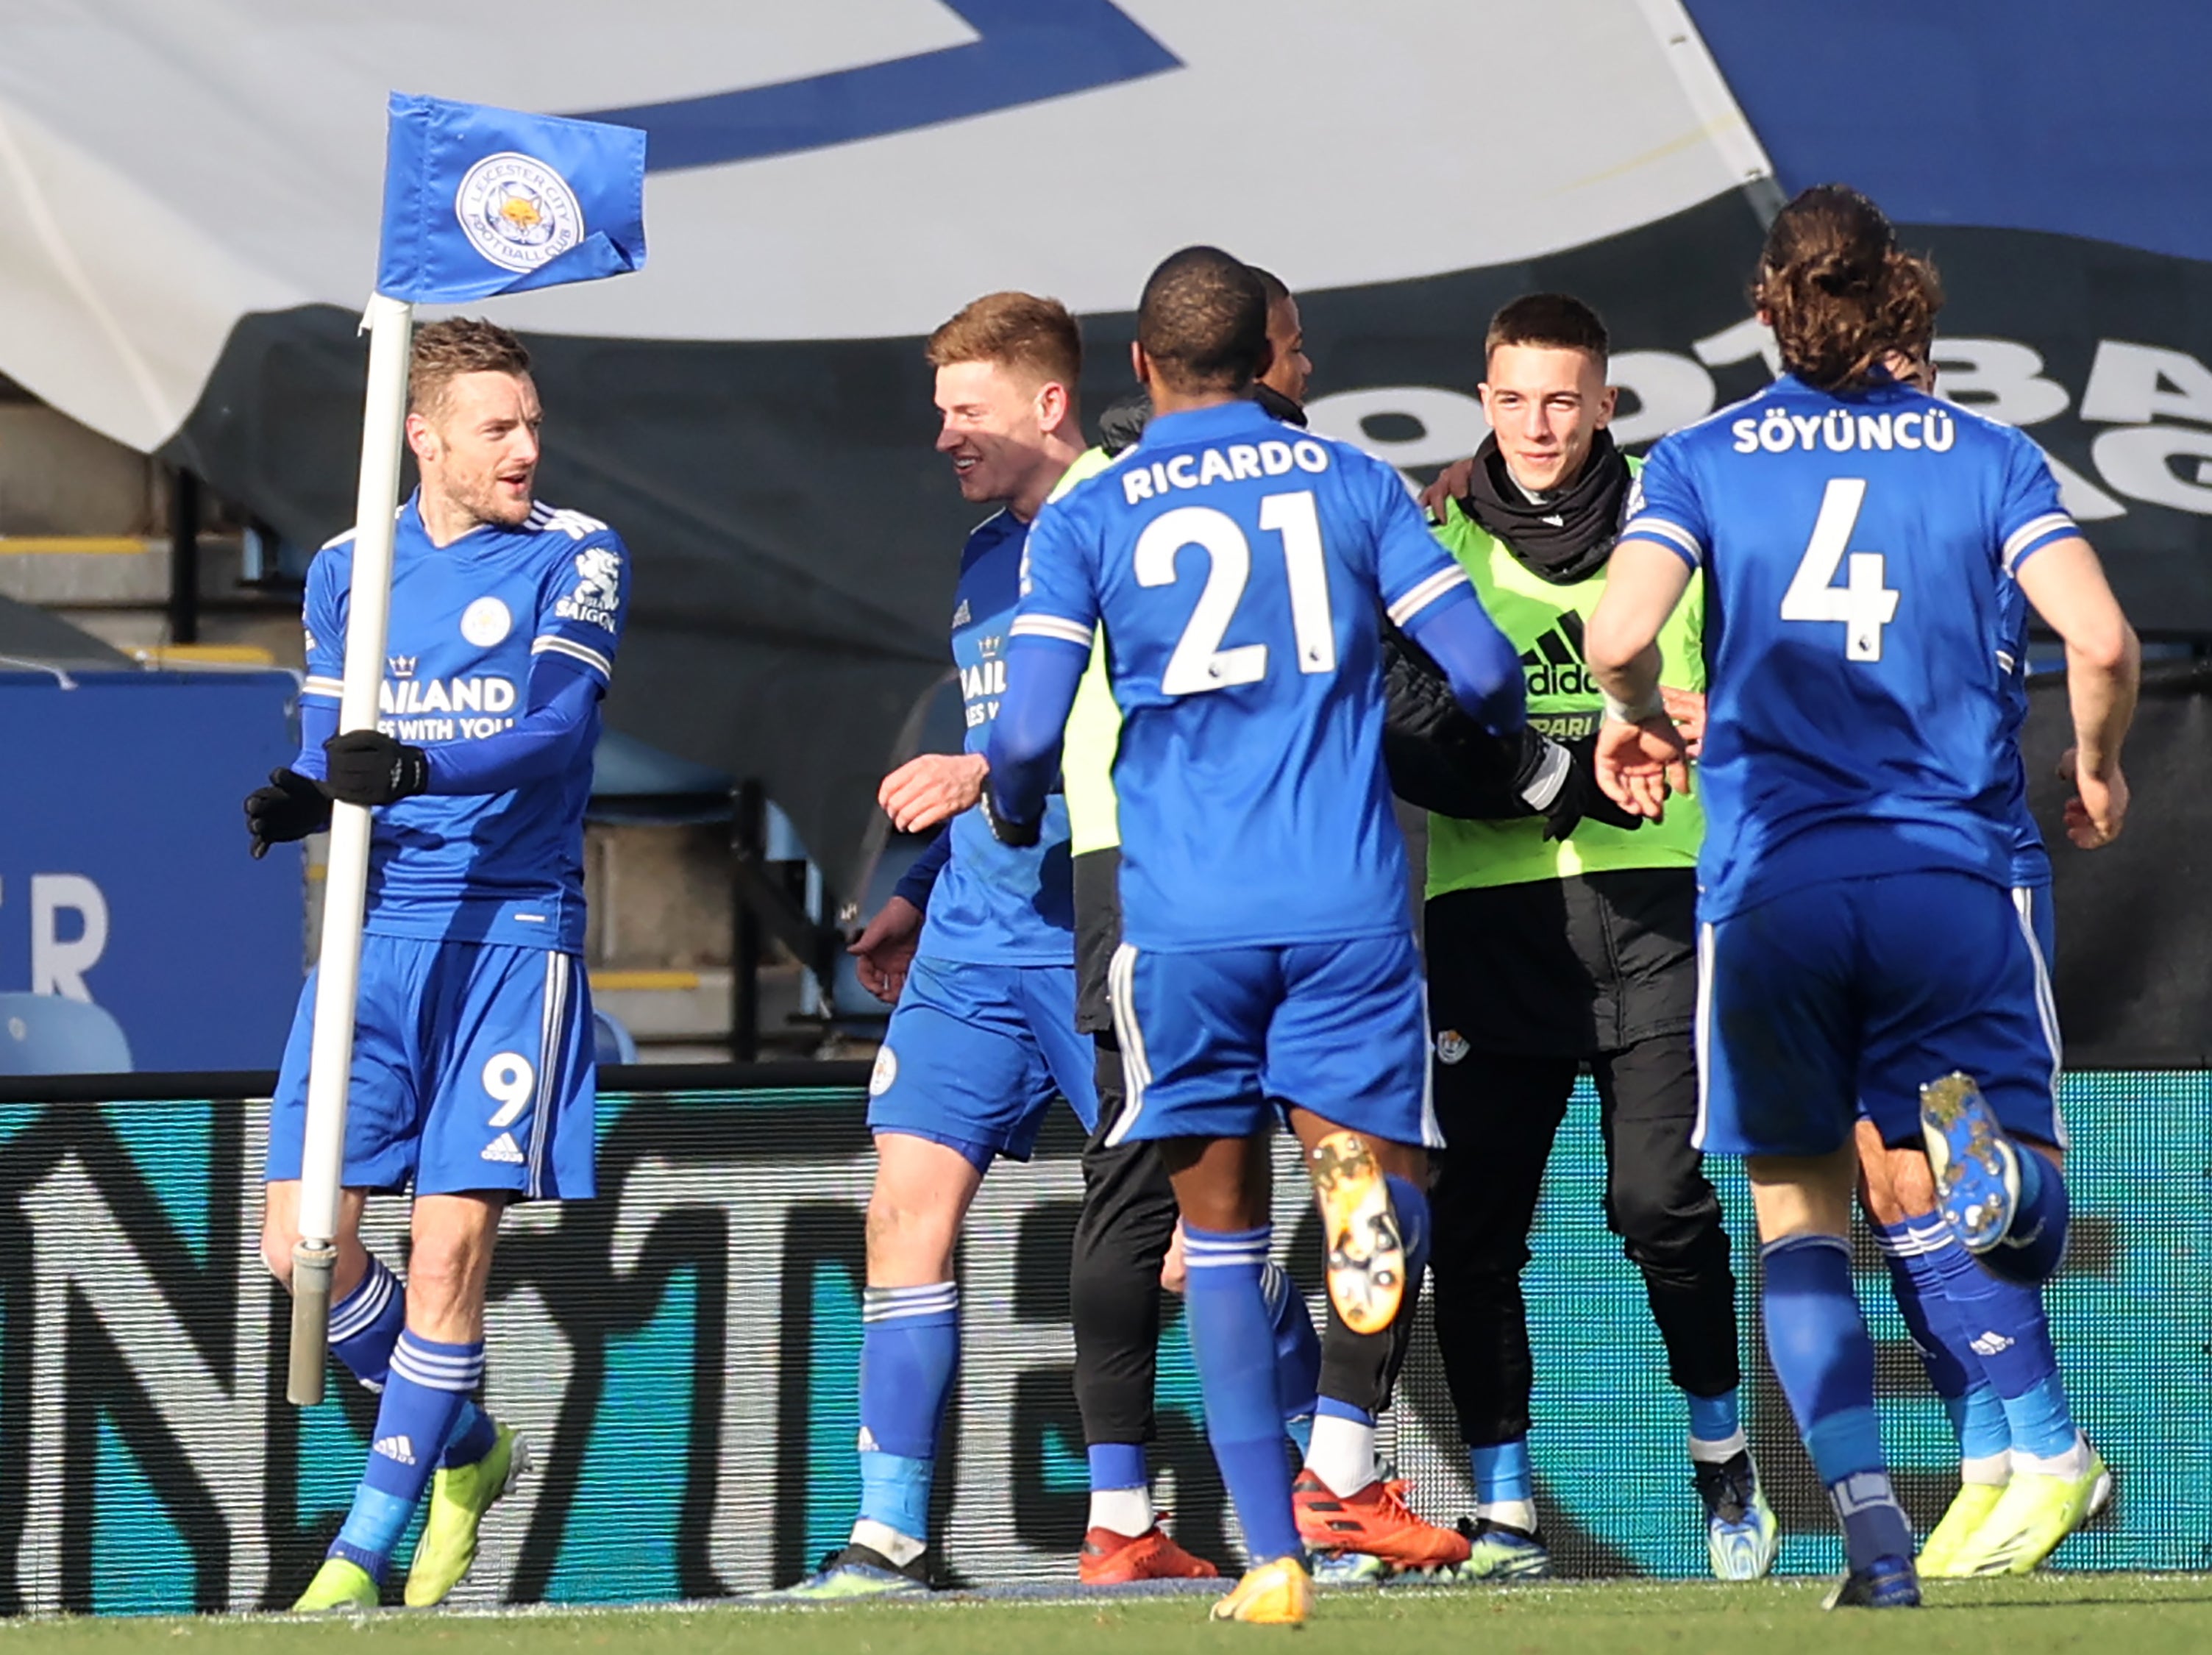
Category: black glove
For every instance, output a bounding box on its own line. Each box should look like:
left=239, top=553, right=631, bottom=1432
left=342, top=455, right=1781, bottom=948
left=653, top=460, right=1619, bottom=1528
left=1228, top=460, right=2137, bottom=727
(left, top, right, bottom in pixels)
left=1379, top=621, right=1640, bottom=840
left=244, top=767, right=331, bottom=858
left=979, top=787, right=1040, bottom=849
left=1522, top=731, right=1644, bottom=842
left=321, top=730, right=431, bottom=806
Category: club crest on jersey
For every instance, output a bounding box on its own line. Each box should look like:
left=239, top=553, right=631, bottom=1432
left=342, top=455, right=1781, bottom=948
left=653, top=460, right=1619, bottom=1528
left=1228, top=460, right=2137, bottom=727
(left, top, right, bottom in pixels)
left=460, top=595, right=513, bottom=647
left=455, top=152, right=584, bottom=274
left=557, top=546, right=622, bottom=633
left=1435, top=1030, right=1470, bottom=1065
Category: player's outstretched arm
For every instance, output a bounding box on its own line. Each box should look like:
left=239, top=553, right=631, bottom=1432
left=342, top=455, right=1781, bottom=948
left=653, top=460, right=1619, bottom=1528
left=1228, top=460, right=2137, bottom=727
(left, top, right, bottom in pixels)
left=2015, top=535, right=2140, bottom=848
left=320, top=653, right=602, bottom=806
left=1402, top=588, right=1525, bottom=737
left=1587, top=539, right=1695, bottom=820
left=982, top=636, right=1087, bottom=844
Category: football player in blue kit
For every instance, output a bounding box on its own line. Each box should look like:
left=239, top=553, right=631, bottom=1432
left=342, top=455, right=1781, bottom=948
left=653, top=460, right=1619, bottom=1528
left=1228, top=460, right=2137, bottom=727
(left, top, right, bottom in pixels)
left=985, top=247, right=1526, bottom=1623
left=1851, top=336, right=2109, bottom=1579
left=245, top=318, right=628, bottom=1611
left=790, top=293, right=1140, bottom=1598
left=1585, top=187, right=2138, bottom=1608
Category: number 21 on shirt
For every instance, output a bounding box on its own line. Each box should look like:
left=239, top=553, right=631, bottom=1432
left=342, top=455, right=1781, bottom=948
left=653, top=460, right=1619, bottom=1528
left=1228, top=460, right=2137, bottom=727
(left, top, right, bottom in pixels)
left=1139, top=490, right=1336, bottom=694
left=1781, top=477, right=1899, bottom=662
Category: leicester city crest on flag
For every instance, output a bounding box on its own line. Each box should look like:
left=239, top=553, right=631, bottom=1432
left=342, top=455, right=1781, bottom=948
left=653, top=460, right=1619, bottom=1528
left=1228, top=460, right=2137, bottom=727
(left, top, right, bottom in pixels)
left=377, top=92, right=647, bottom=304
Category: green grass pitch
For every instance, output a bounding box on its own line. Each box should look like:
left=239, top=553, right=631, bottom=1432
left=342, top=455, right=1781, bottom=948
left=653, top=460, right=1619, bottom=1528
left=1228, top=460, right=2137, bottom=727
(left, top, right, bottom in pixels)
left=4, top=1577, right=2212, bottom=1655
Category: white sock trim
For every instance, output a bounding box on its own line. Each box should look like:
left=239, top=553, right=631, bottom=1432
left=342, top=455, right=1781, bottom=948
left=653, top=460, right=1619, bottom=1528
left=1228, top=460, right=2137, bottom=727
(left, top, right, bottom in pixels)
left=850, top=1517, right=925, bottom=1567
left=1303, top=1412, right=1377, bottom=1498
left=2013, top=1434, right=2092, bottom=1481
left=1689, top=1429, right=1749, bottom=1464
left=1479, top=1498, right=1538, bottom=1534
left=1087, top=1485, right=1153, bottom=1537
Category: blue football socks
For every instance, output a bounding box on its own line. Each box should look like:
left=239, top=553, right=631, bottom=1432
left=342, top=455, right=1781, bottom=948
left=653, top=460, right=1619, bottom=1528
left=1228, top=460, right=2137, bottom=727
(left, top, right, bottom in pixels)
left=1925, top=1222, right=2080, bottom=1461
left=326, top=1258, right=496, bottom=1470
left=1261, top=1261, right=1320, bottom=1437
left=1470, top=1436, right=1534, bottom=1507
left=327, top=1330, right=483, bottom=1579
left=855, top=1282, right=959, bottom=1553
left=1761, top=1234, right=1913, bottom=1570
left=1988, top=1145, right=2070, bottom=1285
left=1874, top=1217, right=2010, bottom=1472
left=1183, top=1224, right=1302, bottom=1563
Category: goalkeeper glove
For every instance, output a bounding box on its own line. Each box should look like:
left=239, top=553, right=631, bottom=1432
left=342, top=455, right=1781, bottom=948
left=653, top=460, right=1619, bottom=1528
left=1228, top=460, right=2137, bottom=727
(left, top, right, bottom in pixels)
left=322, top=730, right=431, bottom=806
left=244, top=767, right=332, bottom=858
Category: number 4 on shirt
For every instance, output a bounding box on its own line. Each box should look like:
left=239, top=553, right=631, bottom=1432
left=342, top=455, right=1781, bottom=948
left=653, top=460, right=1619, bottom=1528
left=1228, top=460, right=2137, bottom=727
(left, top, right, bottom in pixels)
left=1782, top=477, right=1899, bottom=661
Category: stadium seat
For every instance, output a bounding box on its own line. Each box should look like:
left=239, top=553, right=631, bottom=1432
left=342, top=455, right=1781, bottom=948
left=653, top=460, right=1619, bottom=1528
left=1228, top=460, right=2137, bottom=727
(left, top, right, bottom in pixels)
left=592, top=1008, right=639, bottom=1066
left=0, top=992, right=132, bottom=1075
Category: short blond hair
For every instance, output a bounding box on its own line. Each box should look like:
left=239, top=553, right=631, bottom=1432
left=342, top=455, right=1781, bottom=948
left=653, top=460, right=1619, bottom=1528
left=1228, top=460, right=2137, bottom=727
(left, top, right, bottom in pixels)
left=409, top=317, right=532, bottom=417
left=925, top=292, right=1081, bottom=389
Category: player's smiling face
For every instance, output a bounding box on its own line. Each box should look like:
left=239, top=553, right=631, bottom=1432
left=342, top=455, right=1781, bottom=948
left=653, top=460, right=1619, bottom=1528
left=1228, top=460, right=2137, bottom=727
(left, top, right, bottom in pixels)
left=413, top=369, right=544, bottom=532
left=933, top=359, right=1053, bottom=507
left=1480, top=343, right=1617, bottom=495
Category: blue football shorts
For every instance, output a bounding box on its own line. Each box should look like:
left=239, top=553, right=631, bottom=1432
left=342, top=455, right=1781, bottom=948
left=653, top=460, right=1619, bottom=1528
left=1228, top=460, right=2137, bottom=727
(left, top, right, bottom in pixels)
left=1103, top=931, right=1440, bottom=1150
left=1698, top=869, right=2062, bottom=1159
left=266, top=933, right=597, bottom=1200
left=867, top=954, right=1099, bottom=1164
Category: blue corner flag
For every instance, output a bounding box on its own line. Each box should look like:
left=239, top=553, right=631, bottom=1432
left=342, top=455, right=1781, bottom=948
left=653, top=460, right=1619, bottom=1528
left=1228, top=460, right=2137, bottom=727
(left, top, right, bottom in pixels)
left=377, top=92, right=646, bottom=304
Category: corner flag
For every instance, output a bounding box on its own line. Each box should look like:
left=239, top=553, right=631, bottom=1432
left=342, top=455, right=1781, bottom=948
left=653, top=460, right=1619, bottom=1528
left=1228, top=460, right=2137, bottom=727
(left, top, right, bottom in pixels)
left=288, top=91, right=645, bottom=1409
left=377, top=92, right=647, bottom=303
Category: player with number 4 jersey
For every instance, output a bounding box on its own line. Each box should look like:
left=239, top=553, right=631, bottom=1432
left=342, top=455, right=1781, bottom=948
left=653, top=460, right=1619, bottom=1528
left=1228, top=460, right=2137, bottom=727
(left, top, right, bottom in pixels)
left=1585, top=187, right=2137, bottom=1608
left=987, top=248, right=1523, bottom=1624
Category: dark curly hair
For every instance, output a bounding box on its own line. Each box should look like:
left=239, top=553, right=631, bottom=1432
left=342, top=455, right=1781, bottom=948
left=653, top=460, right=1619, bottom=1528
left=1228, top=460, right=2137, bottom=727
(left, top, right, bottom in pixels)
left=1755, top=185, right=1943, bottom=393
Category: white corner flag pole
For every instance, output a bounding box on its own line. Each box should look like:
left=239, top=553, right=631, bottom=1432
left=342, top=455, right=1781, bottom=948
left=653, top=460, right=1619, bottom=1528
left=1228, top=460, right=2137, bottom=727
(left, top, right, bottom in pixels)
left=288, top=291, right=415, bottom=1407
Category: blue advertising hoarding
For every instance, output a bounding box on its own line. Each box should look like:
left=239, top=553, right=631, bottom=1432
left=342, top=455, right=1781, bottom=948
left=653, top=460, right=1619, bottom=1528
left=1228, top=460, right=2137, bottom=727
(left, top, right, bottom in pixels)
left=0, top=671, right=302, bottom=1070
left=0, top=1071, right=2199, bottom=1615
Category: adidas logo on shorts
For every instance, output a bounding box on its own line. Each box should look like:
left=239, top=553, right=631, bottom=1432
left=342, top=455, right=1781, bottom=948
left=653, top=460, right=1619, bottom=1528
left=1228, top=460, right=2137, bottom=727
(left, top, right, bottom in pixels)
left=1969, top=1330, right=2016, bottom=1356
left=373, top=1434, right=416, bottom=1465
left=481, top=1132, right=526, bottom=1164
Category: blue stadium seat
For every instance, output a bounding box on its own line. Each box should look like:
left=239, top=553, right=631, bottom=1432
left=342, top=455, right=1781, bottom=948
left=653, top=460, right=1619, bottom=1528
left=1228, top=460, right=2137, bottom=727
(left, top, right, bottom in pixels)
left=593, top=1008, right=639, bottom=1066
left=0, top=992, right=133, bottom=1075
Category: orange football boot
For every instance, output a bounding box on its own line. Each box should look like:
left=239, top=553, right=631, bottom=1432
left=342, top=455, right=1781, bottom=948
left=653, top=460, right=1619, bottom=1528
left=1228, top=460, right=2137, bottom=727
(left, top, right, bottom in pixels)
left=1079, top=1517, right=1220, bottom=1585
left=1293, top=1470, right=1470, bottom=1573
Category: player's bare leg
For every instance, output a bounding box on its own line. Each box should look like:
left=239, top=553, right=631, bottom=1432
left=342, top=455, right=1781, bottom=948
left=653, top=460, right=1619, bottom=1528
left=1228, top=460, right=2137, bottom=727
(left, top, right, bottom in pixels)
left=399, top=1194, right=531, bottom=1605
left=783, top=1133, right=986, bottom=1598
left=262, top=1181, right=371, bottom=1300
left=1159, top=1132, right=1312, bottom=1624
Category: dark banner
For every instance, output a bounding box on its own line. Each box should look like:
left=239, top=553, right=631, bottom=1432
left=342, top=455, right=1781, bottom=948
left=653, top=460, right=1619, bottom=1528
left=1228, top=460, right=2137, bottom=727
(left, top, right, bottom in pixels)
left=2029, top=663, right=2212, bottom=1065
left=1, top=1071, right=2201, bottom=1615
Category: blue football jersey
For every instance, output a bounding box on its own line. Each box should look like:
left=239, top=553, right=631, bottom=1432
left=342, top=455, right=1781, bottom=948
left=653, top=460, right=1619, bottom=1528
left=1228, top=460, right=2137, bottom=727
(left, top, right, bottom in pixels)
left=1621, top=375, right=2077, bottom=921
left=302, top=496, right=627, bottom=953
left=919, top=510, right=1074, bottom=966
left=1012, top=399, right=1476, bottom=951
left=1995, top=572, right=2049, bottom=889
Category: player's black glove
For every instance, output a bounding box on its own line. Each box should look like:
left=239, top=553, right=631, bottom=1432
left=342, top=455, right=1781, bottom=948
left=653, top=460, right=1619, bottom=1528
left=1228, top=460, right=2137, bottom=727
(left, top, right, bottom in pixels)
left=1379, top=622, right=1640, bottom=841
left=979, top=786, right=1041, bottom=849
left=1523, top=730, right=1643, bottom=843
left=321, top=730, right=432, bottom=806
left=243, top=767, right=331, bottom=858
